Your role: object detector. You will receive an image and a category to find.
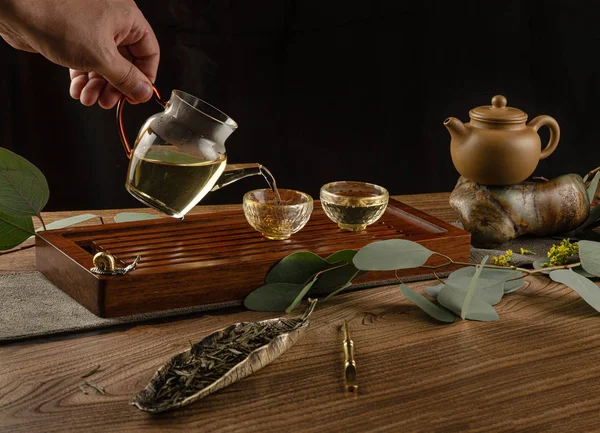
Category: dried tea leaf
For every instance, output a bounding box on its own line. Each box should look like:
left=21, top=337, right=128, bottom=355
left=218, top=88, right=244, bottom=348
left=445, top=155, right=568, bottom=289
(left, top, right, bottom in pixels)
left=81, top=365, right=101, bottom=378
left=131, top=300, right=317, bottom=413
left=400, top=285, right=455, bottom=323
left=353, top=239, right=433, bottom=271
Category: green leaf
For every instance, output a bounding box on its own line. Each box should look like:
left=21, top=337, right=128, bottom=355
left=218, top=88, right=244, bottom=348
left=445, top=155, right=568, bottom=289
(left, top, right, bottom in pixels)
left=285, top=276, right=319, bottom=313
left=448, top=267, right=525, bottom=294
left=244, top=283, right=304, bottom=312
left=461, top=255, right=488, bottom=319
left=0, top=148, right=49, bottom=217
left=578, top=240, right=600, bottom=277
left=352, top=239, right=434, bottom=271
left=314, top=250, right=366, bottom=291
left=578, top=204, right=600, bottom=231
left=114, top=212, right=160, bottom=223
left=587, top=171, right=600, bottom=204
left=36, top=214, right=99, bottom=232
left=550, top=269, right=600, bottom=313
left=437, top=285, right=499, bottom=322
left=400, top=285, right=455, bottom=323
left=0, top=210, right=34, bottom=250
left=583, top=173, right=590, bottom=183
left=265, top=252, right=332, bottom=284
left=323, top=280, right=354, bottom=301
left=423, top=283, right=445, bottom=298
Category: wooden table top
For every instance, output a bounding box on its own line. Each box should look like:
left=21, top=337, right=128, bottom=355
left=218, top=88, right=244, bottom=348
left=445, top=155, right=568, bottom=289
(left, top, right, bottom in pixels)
left=2, top=193, right=600, bottom=433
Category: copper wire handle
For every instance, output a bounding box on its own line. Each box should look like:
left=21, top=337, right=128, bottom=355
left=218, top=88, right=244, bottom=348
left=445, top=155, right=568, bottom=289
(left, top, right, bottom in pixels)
left=116, top=84, right=168, bottom=159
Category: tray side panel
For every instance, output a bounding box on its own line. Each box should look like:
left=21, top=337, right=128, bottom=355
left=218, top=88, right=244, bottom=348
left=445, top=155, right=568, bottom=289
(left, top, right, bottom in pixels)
left=35, top=236, right=105, bottom=316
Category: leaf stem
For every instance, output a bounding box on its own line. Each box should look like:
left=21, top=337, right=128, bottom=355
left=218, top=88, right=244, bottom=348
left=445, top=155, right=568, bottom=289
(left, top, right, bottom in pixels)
left=421, top=253, right=584, bottom=277
left=37, top=214, right=47, bottom=231
left=0, top=244, right=35, bottom=256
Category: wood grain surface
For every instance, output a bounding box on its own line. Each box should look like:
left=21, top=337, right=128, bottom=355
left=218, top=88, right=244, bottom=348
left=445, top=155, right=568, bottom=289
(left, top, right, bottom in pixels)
left=3, top=193, right=600, bottom=433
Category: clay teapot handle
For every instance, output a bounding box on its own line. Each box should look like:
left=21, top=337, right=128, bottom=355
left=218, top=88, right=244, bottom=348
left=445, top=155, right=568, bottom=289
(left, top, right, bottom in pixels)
left=527, top=115, right=560, bottom=160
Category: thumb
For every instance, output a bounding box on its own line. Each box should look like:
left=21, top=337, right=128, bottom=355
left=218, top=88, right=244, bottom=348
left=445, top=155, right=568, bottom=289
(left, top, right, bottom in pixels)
left=97, top=53, right=153, bottom=104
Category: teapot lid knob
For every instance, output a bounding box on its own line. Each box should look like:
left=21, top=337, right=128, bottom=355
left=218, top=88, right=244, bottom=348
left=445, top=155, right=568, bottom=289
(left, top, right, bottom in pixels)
left=491, top=95, right=507, bottom=109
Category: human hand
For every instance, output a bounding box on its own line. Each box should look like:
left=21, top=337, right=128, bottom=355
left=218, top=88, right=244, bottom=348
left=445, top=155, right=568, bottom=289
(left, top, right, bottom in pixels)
left=0, top=0, right=160, bottom=108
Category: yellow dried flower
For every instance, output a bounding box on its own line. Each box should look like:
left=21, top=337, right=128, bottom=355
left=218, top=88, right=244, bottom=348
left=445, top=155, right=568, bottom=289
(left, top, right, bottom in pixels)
left=519, top=248, right=535, bottom=255
left=541, top=239, right=578, bottom=267
left=491, top=249, right=513, bottom=267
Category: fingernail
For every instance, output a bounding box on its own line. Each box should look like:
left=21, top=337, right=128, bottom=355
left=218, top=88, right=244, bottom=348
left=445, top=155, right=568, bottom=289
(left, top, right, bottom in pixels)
left=132, top=81, right=152, bottom=102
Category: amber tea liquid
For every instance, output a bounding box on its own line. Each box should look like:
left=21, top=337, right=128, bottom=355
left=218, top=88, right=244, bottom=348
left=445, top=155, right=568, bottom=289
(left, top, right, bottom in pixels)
left=127, top=146, right=226, bottom=219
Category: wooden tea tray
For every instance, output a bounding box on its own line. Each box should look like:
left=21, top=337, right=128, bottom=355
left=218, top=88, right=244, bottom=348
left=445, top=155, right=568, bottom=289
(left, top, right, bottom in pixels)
left=35, top=199, right=471, bottom=318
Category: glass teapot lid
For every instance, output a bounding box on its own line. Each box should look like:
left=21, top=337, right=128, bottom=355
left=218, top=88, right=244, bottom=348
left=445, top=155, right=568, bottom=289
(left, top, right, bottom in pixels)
left=469, top=95, right=528, bottom=124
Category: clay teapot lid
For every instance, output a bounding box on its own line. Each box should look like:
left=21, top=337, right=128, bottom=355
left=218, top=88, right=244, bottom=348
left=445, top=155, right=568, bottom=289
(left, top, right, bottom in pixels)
left=469, top=95, right=527, bottom=124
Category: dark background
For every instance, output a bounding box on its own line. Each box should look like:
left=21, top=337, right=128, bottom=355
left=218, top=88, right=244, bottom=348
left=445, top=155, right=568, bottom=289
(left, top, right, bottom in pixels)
left=2, top=0, right=599, bottom=211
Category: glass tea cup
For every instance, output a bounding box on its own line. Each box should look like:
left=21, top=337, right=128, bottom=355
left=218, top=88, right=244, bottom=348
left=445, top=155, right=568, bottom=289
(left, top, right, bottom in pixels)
left=243, top=189, right=313, bottom=240
left=320, top=181, right=389, bottom=231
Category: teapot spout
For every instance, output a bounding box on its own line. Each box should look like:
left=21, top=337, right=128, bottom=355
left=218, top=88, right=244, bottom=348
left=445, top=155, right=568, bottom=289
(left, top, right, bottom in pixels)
left=444, top=117, right=469, bottom=141
left=211, top=163, right=263, bottom=191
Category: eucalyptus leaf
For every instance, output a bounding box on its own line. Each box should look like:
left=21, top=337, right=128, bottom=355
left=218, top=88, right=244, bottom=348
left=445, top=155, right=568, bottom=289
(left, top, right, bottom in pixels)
left=437, top=285, right=499, bottom=322
left=578, top=240, right=600, bottom=277
left=445, top=281, right=504, bottom=305
left=0, top=210, right=34, bottom=250
left=461, top=255, right=488, bottom=319
left=587, top=171, right=600, bottom=204
left=448, top=267, right=524, bottom=293
left=323, top=280, right=354, bottom=301
left=400, top=285, right=455, bottom=323
left=244, top=283, right=304, bottom=312
left=314, top=250, right=366, bottom=291
left=424, top=283, right=445, bottom=298
left=550, top=269, right=600, bottom=313
left=352, top=239, right=433, bottom=271
left=286, top=276, right=318, bottom=313
left=577, top=204, right=600, bottom=231
left=0, top=147, right=49, bottom=217
left=265, top=252, right=332, bottom=284
left=36, top=214, right=99, bottom=232
left=114, top=212, right=161, bottom=223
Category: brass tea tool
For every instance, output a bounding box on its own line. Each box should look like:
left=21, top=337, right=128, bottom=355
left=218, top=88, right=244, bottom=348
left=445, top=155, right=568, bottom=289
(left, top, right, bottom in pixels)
left=343, top=320, right=358, bottom=392
left=90, top=252, right=141, bottom=276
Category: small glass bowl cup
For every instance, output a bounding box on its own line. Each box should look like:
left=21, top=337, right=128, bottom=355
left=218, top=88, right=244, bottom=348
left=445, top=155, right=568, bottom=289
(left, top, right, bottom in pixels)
left=243, top=189, right=313, bottom=240
left=320, top=181, right=389, bottom=231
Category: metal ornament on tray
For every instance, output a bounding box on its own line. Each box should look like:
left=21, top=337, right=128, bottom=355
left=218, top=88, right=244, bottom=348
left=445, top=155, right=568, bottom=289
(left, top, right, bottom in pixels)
left=130, top=299, right=318, bottom=413
left=90, top=252, right=141, bottom=276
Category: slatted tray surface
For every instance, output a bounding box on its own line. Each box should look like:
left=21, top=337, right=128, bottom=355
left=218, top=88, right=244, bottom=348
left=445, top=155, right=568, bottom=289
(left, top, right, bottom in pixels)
left=36, top=199, right=471, bottom=317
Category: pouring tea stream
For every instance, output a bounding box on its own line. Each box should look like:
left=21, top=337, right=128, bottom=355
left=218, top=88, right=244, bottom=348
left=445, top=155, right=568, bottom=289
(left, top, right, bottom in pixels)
left=116, top=86, right=281, bottom=219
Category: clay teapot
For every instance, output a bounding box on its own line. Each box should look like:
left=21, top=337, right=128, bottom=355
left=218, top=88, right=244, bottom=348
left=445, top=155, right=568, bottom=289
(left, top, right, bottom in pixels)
left=444, top=95, right=560, bottom=185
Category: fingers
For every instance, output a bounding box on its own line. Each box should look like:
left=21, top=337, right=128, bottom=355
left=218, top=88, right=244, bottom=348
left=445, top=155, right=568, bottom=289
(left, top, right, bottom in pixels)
left=69, top=70, right=88, bottom=99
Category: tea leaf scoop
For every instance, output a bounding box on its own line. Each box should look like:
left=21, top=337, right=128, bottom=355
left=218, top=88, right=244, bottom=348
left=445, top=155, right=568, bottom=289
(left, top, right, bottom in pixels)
left=130, top=299, right=318, bottom=413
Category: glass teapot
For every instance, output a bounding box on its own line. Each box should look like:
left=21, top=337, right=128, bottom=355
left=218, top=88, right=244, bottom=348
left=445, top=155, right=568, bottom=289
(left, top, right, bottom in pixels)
left=116, top=87, right=263, bottom=219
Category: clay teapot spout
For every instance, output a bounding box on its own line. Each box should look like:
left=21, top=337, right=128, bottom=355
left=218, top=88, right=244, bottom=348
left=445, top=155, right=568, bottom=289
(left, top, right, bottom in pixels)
left=444, top=117, right=469, bottom=142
